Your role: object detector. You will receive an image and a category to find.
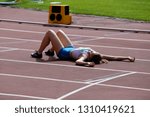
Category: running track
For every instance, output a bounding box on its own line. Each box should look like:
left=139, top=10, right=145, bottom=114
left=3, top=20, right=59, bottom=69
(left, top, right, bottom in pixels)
left=0, top=7, right=150, bottom=100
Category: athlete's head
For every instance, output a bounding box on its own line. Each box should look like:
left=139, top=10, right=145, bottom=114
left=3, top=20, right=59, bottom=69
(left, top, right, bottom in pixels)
left=88, top=51, right=102, bottom=64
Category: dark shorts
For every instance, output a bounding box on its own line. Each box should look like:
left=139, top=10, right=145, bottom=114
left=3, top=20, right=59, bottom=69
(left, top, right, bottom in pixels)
left=57, top=45, right=75, bottom=60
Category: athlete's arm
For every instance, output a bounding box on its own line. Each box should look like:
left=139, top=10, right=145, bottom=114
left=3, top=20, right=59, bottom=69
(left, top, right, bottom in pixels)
left=75, top=54, right=95, bottom=67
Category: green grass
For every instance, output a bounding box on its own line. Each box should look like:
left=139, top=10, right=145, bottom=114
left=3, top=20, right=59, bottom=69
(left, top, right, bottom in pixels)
left=1, top=0, right=150, bottom=22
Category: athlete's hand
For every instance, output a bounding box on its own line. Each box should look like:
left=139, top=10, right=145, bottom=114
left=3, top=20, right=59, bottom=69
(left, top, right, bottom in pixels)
left=101, top=59, right=109, bottom=64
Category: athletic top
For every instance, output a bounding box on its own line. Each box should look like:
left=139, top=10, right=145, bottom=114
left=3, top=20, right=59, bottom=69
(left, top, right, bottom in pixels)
left=57, top=46, right=94, bottom=60
left=71, top=47, right=93, bottom=59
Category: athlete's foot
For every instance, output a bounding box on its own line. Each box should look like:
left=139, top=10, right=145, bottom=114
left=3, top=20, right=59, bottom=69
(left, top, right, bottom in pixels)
left=31, top=51, right=42, bottom=58
left=45, top=50, right=55, bottom=56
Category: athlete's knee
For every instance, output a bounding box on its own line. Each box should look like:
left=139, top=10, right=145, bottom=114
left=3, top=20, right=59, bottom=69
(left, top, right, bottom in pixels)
left=47, top=29, right=56, bottom=35
left=57, top=29, right=65, bottom=35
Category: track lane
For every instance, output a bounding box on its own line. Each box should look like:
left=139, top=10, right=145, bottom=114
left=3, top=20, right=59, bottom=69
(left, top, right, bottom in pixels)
left=0, top=20, right=150, bottom=100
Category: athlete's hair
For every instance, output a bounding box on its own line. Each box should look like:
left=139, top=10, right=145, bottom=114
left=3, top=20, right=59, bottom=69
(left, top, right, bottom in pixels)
left=91, top=54, right=102, bottom=64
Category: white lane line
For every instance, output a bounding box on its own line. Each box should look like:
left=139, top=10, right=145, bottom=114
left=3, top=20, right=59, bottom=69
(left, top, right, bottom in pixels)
left=0, top=46, right=19, bottom=49
left=73, top=37, right=105, bottom=43
left=1, top=72, right=149, bottom=93
left=0, top=46, right=150, bottom=62
left=76, top=43, right=150, bottom=51
left=0, top=36, right=40, bottom=42
left=136, top=59, right=150, bottom=62
left=0, top=46, right=33, bottom=51
left=103, top=37, right=150, bottom=42
left=0, top=93, right=52, bottom=100
left=85, top=72, right=125, bottom=84
left=104, top=32, right=129, bottom=36
left=74, top=36, right=150, bottom=43
left=1, top=72, right=149, bottom=100
left=1, top=36, right=150, bottom=52
left=0, top=58, right=150, bottom=75
left=0, top=48, right=19, bottom=52
left=0, top=28, right=99, bottom=38
left=1, top=36, right=150, bottom=47
left=0, top=41, right=27, bottom=45
left=0, top=28, right=44, bottom=34
left=0, top=73, right=85, bottom=85
left=98, top=84, right=150, bottom=92
left=57, top=72, right=136, bottom=100
left=0, top=27, right=150, bottom=42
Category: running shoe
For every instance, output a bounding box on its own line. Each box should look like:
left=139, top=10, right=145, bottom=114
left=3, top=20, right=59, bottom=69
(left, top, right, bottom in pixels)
left=45, top=50, right=55, bottom=56
left=31, top=51, right=42, bottom=58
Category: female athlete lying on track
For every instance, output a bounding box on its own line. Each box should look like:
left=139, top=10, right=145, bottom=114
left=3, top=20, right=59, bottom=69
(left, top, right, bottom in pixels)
left=31, top=29, right=135, bottom=67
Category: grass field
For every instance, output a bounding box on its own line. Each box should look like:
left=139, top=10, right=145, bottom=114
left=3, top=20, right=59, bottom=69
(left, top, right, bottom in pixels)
left=1, top=0, right=150, bottom=22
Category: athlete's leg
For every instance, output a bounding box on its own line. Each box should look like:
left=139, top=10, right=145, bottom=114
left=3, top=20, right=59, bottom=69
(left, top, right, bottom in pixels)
left=56, top=29, right=74, bottom=47
left=45, top=30, right=73, bottom=56
left=38, top=29, right=64, bottom=54
left=101, top=54, right=135, bottom=62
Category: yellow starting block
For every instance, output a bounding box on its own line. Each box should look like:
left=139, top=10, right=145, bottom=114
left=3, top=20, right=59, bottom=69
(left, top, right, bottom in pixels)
left=48, top=4, right=72, bottom=25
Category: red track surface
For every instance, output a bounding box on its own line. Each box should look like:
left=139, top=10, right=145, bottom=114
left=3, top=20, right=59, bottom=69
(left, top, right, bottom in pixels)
left=0, top=7, right=150, bottom=100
